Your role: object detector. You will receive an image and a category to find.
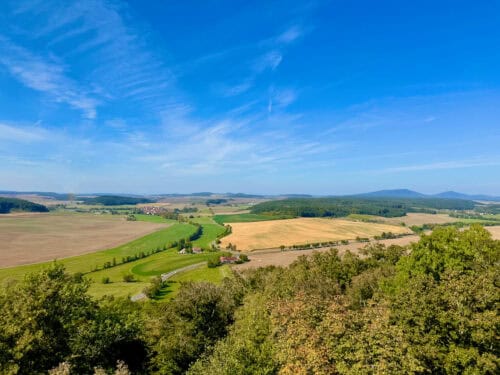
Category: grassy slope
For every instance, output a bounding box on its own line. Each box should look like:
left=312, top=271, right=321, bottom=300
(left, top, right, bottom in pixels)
left=157, top=264, right=232, bottom=301
left=0, top=222, right=197, bottom=283
left=87, top=219, right=227, bottom=298
left=213, top=213, right=293, bottom=224
left=86, top=249, right=220, bottom=298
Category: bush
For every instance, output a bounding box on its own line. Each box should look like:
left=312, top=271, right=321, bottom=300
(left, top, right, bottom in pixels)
left=123, top=274, right=135, bottom=282
left=102, top=277, right=110, bottom=284
left=207, top=255, right=221, bottom=268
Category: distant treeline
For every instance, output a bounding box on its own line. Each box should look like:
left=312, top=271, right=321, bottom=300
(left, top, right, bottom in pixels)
left=251, top=197, right=475, bottom=218
left=0, top=197, right=49, bottom=214
left=206, top=198, right=228, bottom=205
left=80, top=195, right=154, bottom=206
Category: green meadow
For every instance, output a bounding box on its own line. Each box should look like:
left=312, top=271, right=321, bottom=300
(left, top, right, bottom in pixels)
left=156, top=264, right=232, bottom=301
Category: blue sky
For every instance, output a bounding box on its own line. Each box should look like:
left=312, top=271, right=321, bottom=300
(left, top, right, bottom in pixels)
left=0, top=0, right=499, bottom=195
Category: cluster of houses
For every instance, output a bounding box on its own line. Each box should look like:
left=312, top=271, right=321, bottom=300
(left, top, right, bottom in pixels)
left=219, top=255, right=240, bottom=264
left=140, top=206, right=165, bottom=215
left=178, top=248, right=241, bottom=264
left=178, top=247, right=203, bottom=254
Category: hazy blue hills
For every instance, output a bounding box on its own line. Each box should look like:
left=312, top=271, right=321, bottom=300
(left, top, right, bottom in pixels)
left=355, top=189, right=500, bottom=202
left=353, top=189, right=426, bottom=198
left=1, top=190, right=499, bottom=202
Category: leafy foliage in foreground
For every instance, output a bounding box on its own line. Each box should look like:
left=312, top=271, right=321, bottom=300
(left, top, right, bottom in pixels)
left=250, top=197, right=475, bottom=218
left=0, top=225, right=497, bottom=374
left=189, top=225, right=499, bottom=374
left=0, top=265, right=146, bottom=374
left=0, top=197, right=49, bottom=214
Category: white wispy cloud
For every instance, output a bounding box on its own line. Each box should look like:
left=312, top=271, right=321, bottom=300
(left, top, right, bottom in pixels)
left=0, top=35, right=100, bottom=119
left=7, top=0, right=175, bottom=113
left=0, top=122, right=49, bottom=142
left=275, top=25, right=304, bottom=44
left=254, top=50, right=283, bottom=72
left=218, top=80, right=255, bottom=97
left=268, top=88, right=298, bottom=112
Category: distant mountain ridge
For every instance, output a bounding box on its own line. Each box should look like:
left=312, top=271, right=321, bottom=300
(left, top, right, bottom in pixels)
left=353, top=189, right=426, bottom=198
left=1, top=189, right=499, bottom=201
left=355, top=189, right=500, bottom=202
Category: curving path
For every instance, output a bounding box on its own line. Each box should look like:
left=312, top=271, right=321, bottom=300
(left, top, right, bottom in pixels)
left=130, top=261, right=206, bottom=301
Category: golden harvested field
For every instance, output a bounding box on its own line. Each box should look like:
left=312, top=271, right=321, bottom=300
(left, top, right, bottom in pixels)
left=221, top=217, right=412, bottom=251
left=0, top=212, right=169, bottom=267
left=379, top=213, right=459, bottom=226
left=487, top=225, right=500, bottom=239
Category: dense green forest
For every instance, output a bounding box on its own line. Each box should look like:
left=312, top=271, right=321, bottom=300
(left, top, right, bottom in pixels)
left=0, top=225, right=497, bottom=374
left=80, top=195, right=155, bottom=206
left=0, top=197, right=49, bottom=214
left=250, top=197, right=476, bottom=218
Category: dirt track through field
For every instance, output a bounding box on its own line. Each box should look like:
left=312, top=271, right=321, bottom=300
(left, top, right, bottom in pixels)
left=0, top=213, right=169, bottom=267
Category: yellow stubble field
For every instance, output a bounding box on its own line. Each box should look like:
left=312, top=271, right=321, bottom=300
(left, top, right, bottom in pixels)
left=220, top=217, right=412, bottom=251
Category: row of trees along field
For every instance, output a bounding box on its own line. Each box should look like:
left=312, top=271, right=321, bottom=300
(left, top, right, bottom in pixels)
left=0, top=197, right=49, bottom=214
left=0, top=225, right=497, bottom=374
left=250, top=197, right=476, bottom=218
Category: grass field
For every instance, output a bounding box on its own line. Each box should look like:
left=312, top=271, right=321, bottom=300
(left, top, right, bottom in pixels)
left=0, top=212, right=171, bottom=267
left=0, top=222, right=197, bottom=284
left=213, top=213, right=293, bottom=224
left=133, top=214, right=177, bottom=223
left=221, top=217, right=412, bottom=250
left=85, top=218, right=227, bottom=298
left=157, top=264, right=232, bottom=301
left=86, top=249, right=220, bottom=298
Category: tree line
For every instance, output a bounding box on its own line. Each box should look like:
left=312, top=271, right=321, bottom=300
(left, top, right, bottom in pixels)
left=250, top=197, right=476, bottom=218
left=0, top=197, right=49, bottom=214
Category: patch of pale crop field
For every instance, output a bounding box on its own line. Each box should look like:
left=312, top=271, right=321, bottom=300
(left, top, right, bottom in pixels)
left=487, top=225, right=500, bottom=239
left=379, top=213, right=459, bottom=226
left=0, top=212, right=169, bottom=267
left=220, top=217, right=412, bottom=251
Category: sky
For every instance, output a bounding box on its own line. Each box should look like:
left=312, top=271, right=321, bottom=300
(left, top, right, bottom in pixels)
left=0, top=0, right=499, bottom=195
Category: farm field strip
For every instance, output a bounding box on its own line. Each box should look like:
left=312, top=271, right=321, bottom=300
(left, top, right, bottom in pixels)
left=0, top=221, right=198, bottom=283
left=0, top=212, right=171, bottom=268
left=221, top=217, right=412, bottom=251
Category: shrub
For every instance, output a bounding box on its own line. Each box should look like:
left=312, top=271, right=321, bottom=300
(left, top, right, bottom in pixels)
left=102, top=277, right=110, bottom=284
left=123, top=274, right=135, bottom=282
left=208, top=256, right=221, bottom=268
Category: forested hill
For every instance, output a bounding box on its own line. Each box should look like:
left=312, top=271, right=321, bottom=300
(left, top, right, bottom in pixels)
left=250, top=197, right=475, bottom=218
left=0, top=197, right=49, bottom=214
left=79, top=195, right=154, bottom=206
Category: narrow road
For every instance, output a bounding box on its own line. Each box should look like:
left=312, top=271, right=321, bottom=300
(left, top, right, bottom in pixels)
left=130, top=261, right=206, bottom=301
